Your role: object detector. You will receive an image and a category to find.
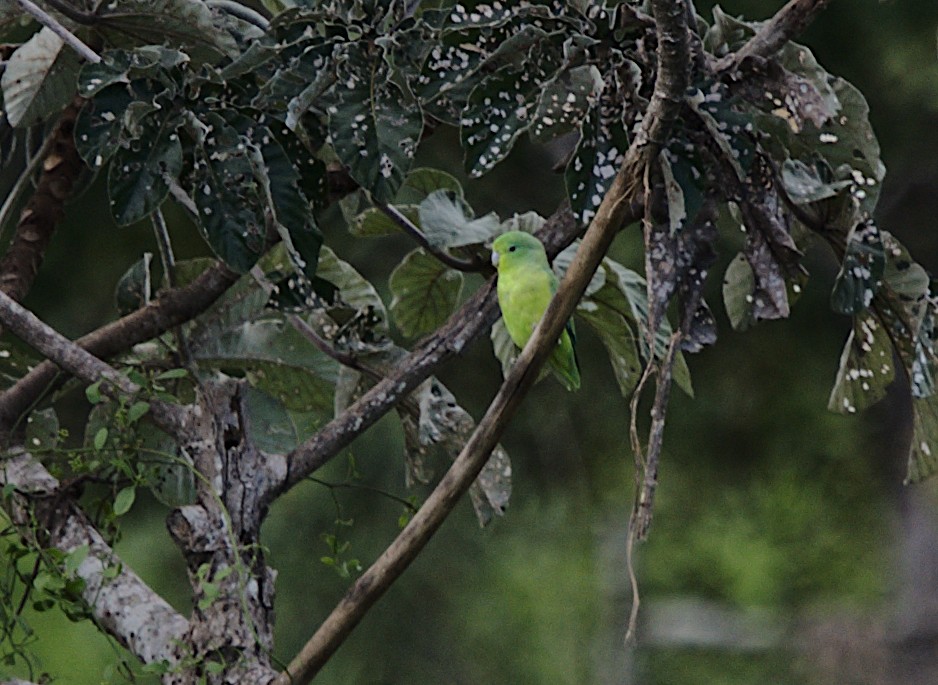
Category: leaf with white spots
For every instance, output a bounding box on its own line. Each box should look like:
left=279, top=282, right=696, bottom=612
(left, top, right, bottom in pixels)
left=1, top=27, right=80, bottom=128
left=686, top=86, right=756, bottom=182
left=529, top=64, right=603, bottom=143
left=75, top=84, right=139, bottom=169
left=722, top=252, right=757, bottom=332
left=828, top=314, right=895, bottom=416
left=907, top=394, right=938, bottom=483
left=830, top=220, right=884, bottom=315
left=78, top=46, right=189, bottom=99
left=188, top=113, right=267, bottom=273
left=564, top=87, right=629, bottom=224
left=460, top=28, right=563, bottom=177
left=326, top=43, right=422, bottom=203
left=418, top=190, right=501, bottom=249
left=25, top=408, right=59, bottom=452
left=389, top=249, right=464, bottom=338
left=108, top=115, right=183, bottom=226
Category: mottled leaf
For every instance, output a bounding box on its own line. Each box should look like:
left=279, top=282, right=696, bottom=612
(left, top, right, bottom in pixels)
left=830, top=220, right=885, bottom=315
left=389, top=249, right=463, bottom=338
left=243, top=384, right=320, bottom=454
left=828, top=313, right=895, bottom=416
left=25, top=408, right=59, bottom=452
left=529, top=64, right=603, bottom=143
left=114, top=253, right=153, bottom=315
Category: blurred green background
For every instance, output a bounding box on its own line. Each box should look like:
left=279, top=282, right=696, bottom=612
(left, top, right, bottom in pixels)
left=6, top=1, right=938, bottom=683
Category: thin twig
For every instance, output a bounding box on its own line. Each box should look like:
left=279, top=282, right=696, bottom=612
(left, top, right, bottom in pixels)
left=15, top=0, right=101, bottom=63
left=374, top=201, right=487, bottom=273
left=0, top=132, right=55, bottom=244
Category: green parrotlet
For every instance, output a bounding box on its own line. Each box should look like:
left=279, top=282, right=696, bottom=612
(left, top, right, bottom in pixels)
left=490, top=231, right=580, bottom=391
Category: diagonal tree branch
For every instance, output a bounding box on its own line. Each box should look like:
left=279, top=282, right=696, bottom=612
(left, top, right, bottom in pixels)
left=15, top=0, right=101, bottom=63
left=0, top=449, right=188, bottom=665
left=274, top=1, right=692, bottom=675
left=0, top=261, right=238, bottom=435
left=0, top=290, right=190, bottom=436
left=264, top=204, right=585, bottom=507
left=715, top=0, right=832, bottom=71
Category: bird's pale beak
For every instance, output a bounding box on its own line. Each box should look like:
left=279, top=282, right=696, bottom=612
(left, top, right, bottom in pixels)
left=491, top=251, right=500, bottom=268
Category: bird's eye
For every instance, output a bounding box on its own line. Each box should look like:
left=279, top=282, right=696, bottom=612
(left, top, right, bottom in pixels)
left=508, top=245, right=517, bottom=252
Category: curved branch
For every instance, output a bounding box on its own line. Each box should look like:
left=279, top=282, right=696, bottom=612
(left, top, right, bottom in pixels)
left=0, top=98, right=84, bottom=304
left=1, top=449, right=188, bottom=664
left=715, top=0, right=832, bottom=72
left=374, top=202, right=487, bottom=273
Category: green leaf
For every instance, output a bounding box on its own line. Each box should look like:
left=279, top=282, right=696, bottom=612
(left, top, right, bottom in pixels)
left=417, top=190, right=501, bottom=249
left=659, top=151, right=686, bottom=235
left=828, top=314, right=895, bottom=415
left=389, top=249, right=463, bottom=338
left=154, top=368, right=188, bottom=380
left=85, top=381, right=104, bottom=405
left=127, top=401, right=150, bottom=424
left=1, top=27, right=80, bottom=128
left=552, top=239, right=605, bottom=297
left=78, top=46, right=190, bottom=98
left=114, top=253, right=153, bottom=315
left=93, top=427, right=109, bottom=451
left=326, top=43, right=422, bottom=203
left=316, top=246, right=389, bottom=331
left=113, top=486, right=136, bottom=516
left=64, top=545, right=90, bottom=576
left=25, top=408, right=60, bottom=451
left=138, top=423, right=196, bottom=508
left=830, top=220, right=885, bottom=315
left=780, top=159, right=852, bottom=205
left=190, top=318, right=338, bottom=414
left=351, top=205, right=420, bottom=238
left=395, top=168, right=465, bottom=204
left=907, top=394, right=938, bottom=483
left=189, top=113, right=267, bottom=272
left=108, top=115, right=183, bottom=226
left=722, top=252, right=757, bottom=332
left=243, top=385, right=320, bottom=454
left=577, top=283, right=642, bottom=398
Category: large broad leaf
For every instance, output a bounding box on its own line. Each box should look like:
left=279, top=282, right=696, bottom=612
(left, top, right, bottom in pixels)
left=108, top=114, right=183, bottom=226
left=189, top=113, right=267, bottom=273
left=389, top=249, right=463, bottom=339
left=316, top=247, right=388, bottom=332
left=78, top=46, right=190, bottom=98
left=243, top=384, right=320, bottom=455
left=93, top=0, right=239, bottom=65
left=828, top=314, right=895, bottom=416
left=326, top=42, right=422, bottom=203
left=417, top=190, right=501, bottom=249
left=1, top=27, right=80, bottom=128
left=190, top=317, right=338, bottom=414
left=529, top=64, right=603, bottom=143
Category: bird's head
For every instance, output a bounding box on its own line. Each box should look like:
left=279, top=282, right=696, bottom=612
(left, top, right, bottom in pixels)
left=490, top=231, right=547, bottom=271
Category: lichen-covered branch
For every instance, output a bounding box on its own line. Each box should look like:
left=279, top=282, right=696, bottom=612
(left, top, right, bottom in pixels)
left=0, top=449, right=188, bottom=665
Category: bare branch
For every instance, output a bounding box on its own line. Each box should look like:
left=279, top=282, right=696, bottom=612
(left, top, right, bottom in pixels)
left=15, top=0, right=101, bottom=63
left=374, top=201, right=487, bottom=273
left=0, top=290, right=190, bottom=435
left=0, top=449, right=188, bottom=664
left=0, top=261, right=237, bottom=433
left=715, top=0, right=832, bottom=72
left=0, top=98, right=84, bottom=305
